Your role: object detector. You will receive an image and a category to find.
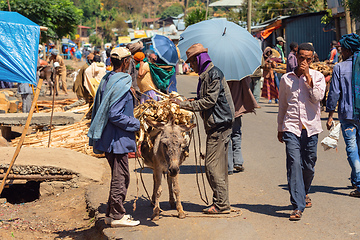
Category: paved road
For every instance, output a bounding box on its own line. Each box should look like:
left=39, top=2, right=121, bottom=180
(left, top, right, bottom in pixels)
left=96, top=74, right=360, bottom=240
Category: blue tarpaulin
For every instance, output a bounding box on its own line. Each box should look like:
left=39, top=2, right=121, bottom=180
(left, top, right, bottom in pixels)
left=0, top=11, right=40, bottom=85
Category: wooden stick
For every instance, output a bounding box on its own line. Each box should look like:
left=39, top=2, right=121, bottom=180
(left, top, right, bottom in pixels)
left=31, top=84, right=39, bottom=113
left=0, top=78, right=43, bottom=194
left=48, top=83, right=56, bottom=147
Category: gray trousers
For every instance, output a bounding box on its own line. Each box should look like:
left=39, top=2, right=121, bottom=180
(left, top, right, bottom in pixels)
left=21, top=94, right=32, bottom=113
left=205, top=127, right=232, bottom=210
left=249, top=77, right=261, bottom=103
left=105, top=152, right=130, bottom=220
left=228, top=117, right=244, bottom=171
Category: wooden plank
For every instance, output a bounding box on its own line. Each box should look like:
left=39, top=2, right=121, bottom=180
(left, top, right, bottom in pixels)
left=0, top=174, right=73, bottom=181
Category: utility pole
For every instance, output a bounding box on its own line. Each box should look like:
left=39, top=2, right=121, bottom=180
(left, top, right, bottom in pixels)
left=247, top=0, right=252, bottom=33
left=345, top=1, right=352, bottom=34
left=205, top=0, right=209, bottom=20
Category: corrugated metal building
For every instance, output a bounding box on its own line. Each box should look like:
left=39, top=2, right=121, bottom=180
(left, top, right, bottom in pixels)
left=252, top=12, right=336, bottom=61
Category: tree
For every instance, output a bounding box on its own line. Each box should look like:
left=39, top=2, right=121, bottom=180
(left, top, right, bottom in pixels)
left=161, top=3, right=184, bottom=18
left=0, top=0, right=82, bottom=39
left=89, top=34, right=102, bottom=46
left=348, top=0, right=360, bottom=20
left=185, top=8, right=208, bottom=27
left=252, top=0, right=324, bottom=23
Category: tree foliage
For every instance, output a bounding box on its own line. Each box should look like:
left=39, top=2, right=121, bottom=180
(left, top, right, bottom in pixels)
left=0, top=0, right=82, bottom=39
left=185, top=8, right=208, bottom=27
left=161, top=3, right=184, bottom=18
left=348, top=0, right=360, bottom=20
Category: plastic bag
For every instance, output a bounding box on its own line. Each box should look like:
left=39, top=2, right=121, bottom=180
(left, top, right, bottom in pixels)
left=321, top=121, right=341, bottom=151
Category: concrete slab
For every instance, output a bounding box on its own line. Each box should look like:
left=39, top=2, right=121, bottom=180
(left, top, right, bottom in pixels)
left=0, top=147, right=107, bottom=182
left=0, top=112, right=84, bottom=126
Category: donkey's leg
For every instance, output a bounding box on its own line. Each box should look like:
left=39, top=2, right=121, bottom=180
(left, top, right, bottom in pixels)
left=173, top=174, right=185, bottom=219
left=151, top=169, right=162, bottom=221
left=167, top=173, right=176, bottom=209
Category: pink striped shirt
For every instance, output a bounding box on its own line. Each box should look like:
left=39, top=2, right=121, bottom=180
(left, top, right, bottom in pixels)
left=277, top=69, right=326, bottom=137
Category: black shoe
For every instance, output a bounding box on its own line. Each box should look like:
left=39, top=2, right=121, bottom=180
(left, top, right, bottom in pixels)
left=228, top=171, right=233, bottom=175
left=234, top=164, right=244, bottom=172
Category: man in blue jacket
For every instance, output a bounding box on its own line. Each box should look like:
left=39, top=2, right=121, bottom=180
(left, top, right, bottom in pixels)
left=88, top=47, right=140, bottom=227
left=327, top=33, right=360, bottom=198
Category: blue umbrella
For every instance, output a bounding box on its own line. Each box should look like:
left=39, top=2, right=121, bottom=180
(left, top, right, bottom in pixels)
left=178, top=19, right=262, bottom=81
left=151, top=34, right=178, bottom=66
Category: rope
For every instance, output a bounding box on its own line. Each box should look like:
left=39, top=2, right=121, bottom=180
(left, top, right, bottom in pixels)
left=192, top=113, right=209, bottom=205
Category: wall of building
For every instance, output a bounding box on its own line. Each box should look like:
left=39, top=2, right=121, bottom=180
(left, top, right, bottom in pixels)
left=284, top=14, right=336, bottom=61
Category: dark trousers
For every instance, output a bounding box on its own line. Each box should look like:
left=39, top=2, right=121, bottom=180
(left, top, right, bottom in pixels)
left=205, top=127, right=232, bottom=210
left=283, top=130, right=318, bottom=212
left=105, top=152, right=130, bottom=220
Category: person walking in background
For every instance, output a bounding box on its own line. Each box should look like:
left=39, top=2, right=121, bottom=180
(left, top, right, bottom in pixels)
left=261, top=47, right=278, bottom=103
left=286, top=42, right=298, bottom=73
left=49, top=49, right=67, bottom=95
left=326, top=33, right=360, bottom=197
left=88, top=47, right=140, bottom=227
left=227, top=77, right=259, bottom=175
left=329, top=40, right=339, bottom=64
left=249, top=66, right=262, bottom=103
left=274, top=37, right=286, bottom=64
left=174, top=43, right=235, bottom=214
left=17, top=83, right=32, bottom=113
left=278, top=43, right=325, bottom=221
left=137, top=51, right=161, bottom=103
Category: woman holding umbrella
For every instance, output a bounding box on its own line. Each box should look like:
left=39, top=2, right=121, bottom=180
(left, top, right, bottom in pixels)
left=261, top=47, right=279, bottom=103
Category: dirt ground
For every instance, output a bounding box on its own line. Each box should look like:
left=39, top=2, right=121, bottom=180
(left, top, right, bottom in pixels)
left=0, top=59, right=103, bottom=240
left=0, top=187, right=102, bottom=240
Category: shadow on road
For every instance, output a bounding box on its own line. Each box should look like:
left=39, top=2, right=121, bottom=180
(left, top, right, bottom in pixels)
left=232, top=203, right=292, bottom=218
left=278, top=184, right=349, bottom=196
left=134, top=165, right=206, bottom=174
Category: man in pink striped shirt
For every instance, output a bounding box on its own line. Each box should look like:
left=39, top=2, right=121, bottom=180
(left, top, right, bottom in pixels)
left=277, top=43, right=326, bottom=221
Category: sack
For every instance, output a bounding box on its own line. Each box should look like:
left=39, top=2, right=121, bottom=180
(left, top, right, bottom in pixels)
left=321, top=121, right=341, bottom=151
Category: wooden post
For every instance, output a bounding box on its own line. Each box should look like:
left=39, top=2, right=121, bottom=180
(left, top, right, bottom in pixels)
left=7, top=0, right=10, bottom=11
left=205, top=0, right=209, bottom=20
left=247, top=0, right=252, bottom=33
left=0, top=78, right=43, bottom=195
left=345, top=2, right=352, bottom=34
left=47, top=83, right=56, bottom=147
left=335, top=17, right=341, bottom=41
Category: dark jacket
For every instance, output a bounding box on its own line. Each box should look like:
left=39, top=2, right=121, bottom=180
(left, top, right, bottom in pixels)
left=180, top=63, right=235, bottom=134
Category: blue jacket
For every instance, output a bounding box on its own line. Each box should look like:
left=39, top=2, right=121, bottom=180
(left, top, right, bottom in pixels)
left=94, top=90, right=140, bottom=154
left=326, top=56, right=355, bottom=120
left=89, top=71, right=140, bottom=154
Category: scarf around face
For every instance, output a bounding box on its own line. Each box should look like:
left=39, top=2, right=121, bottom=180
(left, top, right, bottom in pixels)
left=196, top=52, right=212, bottom=98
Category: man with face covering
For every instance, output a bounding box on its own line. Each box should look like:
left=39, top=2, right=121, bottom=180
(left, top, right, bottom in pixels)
left=278, top=43, right=325, bottom=221
left=174, top=43, right=235, bottom=214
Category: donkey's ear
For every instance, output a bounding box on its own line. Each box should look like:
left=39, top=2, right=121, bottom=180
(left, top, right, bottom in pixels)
left=153, top=135, right=161, bottom=156
left=146, top=118, right=166, bottom=130
left=178, top=123, right=196, bottom=132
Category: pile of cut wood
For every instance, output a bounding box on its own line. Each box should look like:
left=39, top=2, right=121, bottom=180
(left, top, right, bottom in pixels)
left=12, top=120, right=103, bottom=158
left=0, top=90, right=19, bottom=113
left=37, top=99, right=89, bottom=113
left=134, top=92, right=195, bottom=147
left=274, top=63, right=287, bottom=74
left=310, top=62, right=334, bottom=76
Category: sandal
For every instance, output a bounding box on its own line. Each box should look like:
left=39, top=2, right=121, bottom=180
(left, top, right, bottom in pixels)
left=202, top=205, right=230, bottom=214
left=305, top=195, right=312, bottom=208
left=349, top=190, right=360, bottom=198
left=289, top=210, right=302, bottom=221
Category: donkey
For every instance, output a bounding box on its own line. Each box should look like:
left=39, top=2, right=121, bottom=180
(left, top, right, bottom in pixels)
left=38, top=65, right=56, bottom=96
left=141, top=120, right=195, bottom=221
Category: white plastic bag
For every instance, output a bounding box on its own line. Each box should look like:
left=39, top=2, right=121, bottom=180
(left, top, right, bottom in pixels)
left=321, top=121, right=341, bottom=151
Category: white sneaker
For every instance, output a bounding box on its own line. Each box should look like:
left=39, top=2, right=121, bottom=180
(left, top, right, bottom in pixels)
left=111, top=215, right=140, bottom=227
left=104, top=215, right=131, bottom=225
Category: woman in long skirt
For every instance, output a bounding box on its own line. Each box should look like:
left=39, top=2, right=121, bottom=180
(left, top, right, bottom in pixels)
left=261, top=47, right=278, bottom=103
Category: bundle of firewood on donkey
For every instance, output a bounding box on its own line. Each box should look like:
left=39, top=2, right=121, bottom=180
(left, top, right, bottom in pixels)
left=133, top=91, right=197, bottom=220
